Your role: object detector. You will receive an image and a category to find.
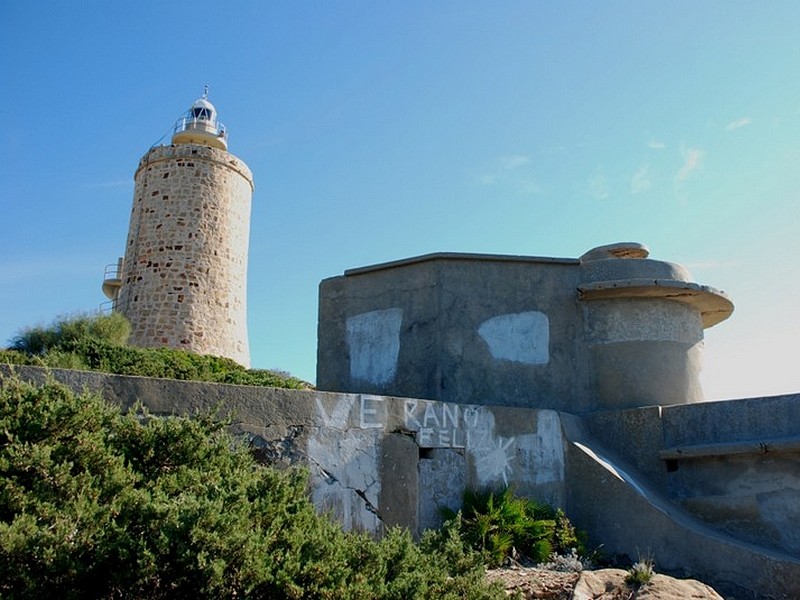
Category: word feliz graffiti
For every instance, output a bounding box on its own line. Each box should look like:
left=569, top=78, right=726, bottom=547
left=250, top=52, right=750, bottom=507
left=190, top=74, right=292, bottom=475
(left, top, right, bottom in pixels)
left=357, top=395, right=486, bottom=449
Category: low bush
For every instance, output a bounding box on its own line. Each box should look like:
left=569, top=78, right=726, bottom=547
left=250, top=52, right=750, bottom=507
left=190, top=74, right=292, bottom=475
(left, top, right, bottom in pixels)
left=626, top=554, right=655, bottom=587
left=10, top=311, right=130, bottom=355
left=217, top=368, right=308, bottom=389
left=3, top=313, right=310, bottom=390
left=442, top=487, right=587, bottom=567
left=0, top=350, right=42, bottom=366
left=0, top=374, right=501, bottom=599
left=538, top=548, right=590, bottom=572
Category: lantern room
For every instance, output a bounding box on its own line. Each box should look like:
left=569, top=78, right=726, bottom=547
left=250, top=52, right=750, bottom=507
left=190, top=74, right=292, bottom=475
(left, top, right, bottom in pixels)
left=171, top=87, right=228, bottom=151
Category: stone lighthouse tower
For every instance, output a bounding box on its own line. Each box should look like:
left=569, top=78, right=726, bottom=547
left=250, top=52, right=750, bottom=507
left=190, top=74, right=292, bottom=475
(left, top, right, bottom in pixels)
left=105, top=90, right=254, bottom=366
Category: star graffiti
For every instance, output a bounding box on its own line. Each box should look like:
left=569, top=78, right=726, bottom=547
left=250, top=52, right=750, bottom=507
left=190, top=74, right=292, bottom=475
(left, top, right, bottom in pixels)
left=473, top=435, right=516, bottom=486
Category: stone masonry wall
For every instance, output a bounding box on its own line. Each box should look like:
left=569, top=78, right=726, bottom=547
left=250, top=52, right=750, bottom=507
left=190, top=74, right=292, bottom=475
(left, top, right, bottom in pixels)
left=117, top=144, right=253, bottom=366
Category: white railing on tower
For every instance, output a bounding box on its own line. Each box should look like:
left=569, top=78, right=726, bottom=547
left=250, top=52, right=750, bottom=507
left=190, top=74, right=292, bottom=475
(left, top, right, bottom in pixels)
left=173, top=114, right=227, bottom=141
left=103, top=262, right=122, bottom=281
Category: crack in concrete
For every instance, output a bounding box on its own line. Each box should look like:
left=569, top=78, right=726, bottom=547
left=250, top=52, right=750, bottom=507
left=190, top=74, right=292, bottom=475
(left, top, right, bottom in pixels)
left=320, top=467, right=339, bottom=485
left=392, top=427, right=417, bottom=438
left=355, top=488, right=384, bottom=521
left=306, top=456, right=384, bottom=523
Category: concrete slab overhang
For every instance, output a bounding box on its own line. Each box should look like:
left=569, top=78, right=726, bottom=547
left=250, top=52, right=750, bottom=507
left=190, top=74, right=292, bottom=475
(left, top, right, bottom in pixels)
left=343, top=251, right=577, bottom=277
left=578, top=279, right=734, bottom=328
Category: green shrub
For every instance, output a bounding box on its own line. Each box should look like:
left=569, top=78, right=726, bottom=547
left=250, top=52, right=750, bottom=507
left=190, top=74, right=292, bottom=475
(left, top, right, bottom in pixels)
left=626, top=554, right=655, bottom=587
left=9, top=311, right=130, bottom=355
left=219, top=368, right=309, bottom=390
left=0, top=350, right=41, bottom=366
left=65, top=338, right=241, bottom=381
left=443, top=487, right=551, bottom=566
left=4, top=312, right=311, bottom=390
left=41, top=349, right=88, bottom=370
left=539, top=505, right=588, bottom=557
left=442, top=487, right=587, bottom=567
left=7, top=324, right=59, bottom=356
left=0, top=374, right=500, bottom=599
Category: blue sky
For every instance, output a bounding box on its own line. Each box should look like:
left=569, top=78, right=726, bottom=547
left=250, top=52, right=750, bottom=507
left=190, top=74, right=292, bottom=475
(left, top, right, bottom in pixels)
left=1, top=1, right=799, bottom=400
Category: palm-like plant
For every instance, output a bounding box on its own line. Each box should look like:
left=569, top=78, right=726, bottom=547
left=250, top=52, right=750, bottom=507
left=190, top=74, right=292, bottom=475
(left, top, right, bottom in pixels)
left=443, top=487, right=557, bottom=566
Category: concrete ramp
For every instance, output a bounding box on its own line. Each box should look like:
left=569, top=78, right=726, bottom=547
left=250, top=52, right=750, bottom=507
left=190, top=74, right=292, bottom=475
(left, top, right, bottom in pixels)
left=565, top=434, right=800, bottom=599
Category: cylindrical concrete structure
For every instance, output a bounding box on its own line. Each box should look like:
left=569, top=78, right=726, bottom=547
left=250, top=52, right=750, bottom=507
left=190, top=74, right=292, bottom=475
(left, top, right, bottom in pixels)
left=117, top=142, right=254, bottom=366
left=578, top=243, right=733, bottom=409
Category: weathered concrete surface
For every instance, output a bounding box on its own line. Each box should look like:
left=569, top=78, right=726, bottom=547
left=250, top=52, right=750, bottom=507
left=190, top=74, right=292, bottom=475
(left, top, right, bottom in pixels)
left=417, top=448, right=465, bottom=531
left=379, top=434, right=419, bottom=531
left=661, top=394, right=800, bottom=556
left=578, top=406, right=667, bottom=490
left=662, top=393, right=800, bottom=447
left=6, top=365, right=800, bottom=597
left=2, top=366, right=569, bottom=533
left=317, top=253, right=592, bottom=412
left=564, top=430, right=800, bottom=599
left=317, top=245, right=730, bottom=412
left=581, top=397, right=800, bottom=559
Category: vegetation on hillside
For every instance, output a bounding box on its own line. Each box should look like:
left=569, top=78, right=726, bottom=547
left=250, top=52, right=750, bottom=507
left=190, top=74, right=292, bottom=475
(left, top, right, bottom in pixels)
left=0, top=315, right=595, bottom=597
left=1, top=312, right=309, bottom=389
left=0, top=374, right=502, bottom=599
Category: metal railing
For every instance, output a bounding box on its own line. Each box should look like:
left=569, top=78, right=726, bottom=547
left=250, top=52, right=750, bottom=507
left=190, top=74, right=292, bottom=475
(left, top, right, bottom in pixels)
left=101, top=261, right=123, bottom=313
left=103, top=262, right=122, bottom=281
left=173, top=114, right=227, bottom=141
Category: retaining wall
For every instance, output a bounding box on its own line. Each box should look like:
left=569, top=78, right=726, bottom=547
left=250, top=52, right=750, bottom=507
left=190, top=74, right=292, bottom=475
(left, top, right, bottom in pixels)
left=4, top=366, right=800, bottom=598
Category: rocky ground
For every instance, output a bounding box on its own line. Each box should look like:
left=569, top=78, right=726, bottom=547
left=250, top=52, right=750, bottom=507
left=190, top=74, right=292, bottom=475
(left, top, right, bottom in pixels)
left=486, top=566, right=724, bottom=600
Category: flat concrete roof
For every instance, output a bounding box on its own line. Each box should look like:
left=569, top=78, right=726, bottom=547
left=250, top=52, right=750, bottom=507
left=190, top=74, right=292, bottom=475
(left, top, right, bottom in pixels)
left=343, top=252, right=579, bottom=276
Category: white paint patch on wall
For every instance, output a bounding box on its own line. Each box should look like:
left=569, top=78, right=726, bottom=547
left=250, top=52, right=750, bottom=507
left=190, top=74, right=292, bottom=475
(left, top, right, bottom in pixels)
left=307, top=428, right=382, bottom=532
left=346, top=308, right=403, bottom=384
left=402, top=399, right=518, bottom=487
left=514, top=410, right=565, bottom=485
left=463, top=406, right=517, bottom=487
left=315, top=395, right=356, bottom=428
left=307, top=394, right=382, bottom=532
left=478, top=311, right=549, bottom=365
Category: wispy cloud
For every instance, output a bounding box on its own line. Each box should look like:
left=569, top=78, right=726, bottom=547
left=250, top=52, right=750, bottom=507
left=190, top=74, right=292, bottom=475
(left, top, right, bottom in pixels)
left=630, top=164, right=651, bottom=194
left=675, top=147, right=705, bottom=185
left=477, top=155, right=541, bottom=195
left=587, top=165, right=610, bottom=200
left=725, top=117, right=751, bottom=132
left=478, top=155, right=531, bottom=185
left=498, top=155, right=531, bottom=170
left=647, top=140, right=666, bottom=150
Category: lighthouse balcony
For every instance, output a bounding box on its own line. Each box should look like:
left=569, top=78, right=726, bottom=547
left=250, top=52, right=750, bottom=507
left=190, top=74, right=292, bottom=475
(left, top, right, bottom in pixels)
left=172, top=115, right=228, bottom=150
left=174, top=115, right=226, bottom=138
left=102, top=262, right=122, bottom=301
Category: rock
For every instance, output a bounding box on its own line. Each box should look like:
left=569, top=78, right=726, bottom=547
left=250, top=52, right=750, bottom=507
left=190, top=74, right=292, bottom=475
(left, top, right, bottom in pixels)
left=487, top=567, right=724, bottom=600
left=485, top=567, right=579, bottom=599
left=635, top=573, right=724, bottom=599
left=572, top=569, right=724, bottom=600
left=571, top=568, right=629, bottom=599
